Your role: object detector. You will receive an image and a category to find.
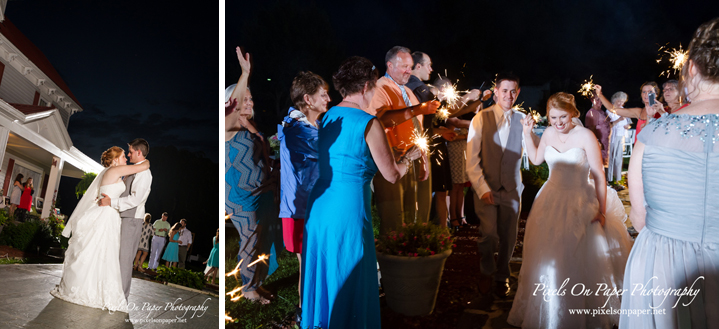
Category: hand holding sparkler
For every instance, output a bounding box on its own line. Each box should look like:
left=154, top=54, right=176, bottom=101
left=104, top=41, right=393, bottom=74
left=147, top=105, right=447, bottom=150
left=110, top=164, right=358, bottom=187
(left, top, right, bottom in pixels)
left=521, top=116, right=535, bottom=134
left=414, top=100, right=440, bottom=116
left=481, top=89, right=493, bottom=101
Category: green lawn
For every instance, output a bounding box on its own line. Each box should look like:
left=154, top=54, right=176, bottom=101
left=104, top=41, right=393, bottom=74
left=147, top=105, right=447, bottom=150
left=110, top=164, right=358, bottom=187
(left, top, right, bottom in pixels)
left=225, top=236, right=300, bottom=328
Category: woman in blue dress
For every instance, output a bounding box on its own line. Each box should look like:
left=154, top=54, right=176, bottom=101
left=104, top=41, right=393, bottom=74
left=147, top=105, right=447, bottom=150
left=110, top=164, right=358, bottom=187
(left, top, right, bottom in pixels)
left=162, top=222, right=181, bottom=267
left=279, top=71, right=330, bottom=317
left=204, top=228, right=220, bottom=284
left=620, top=18, right=719, bottom=328
left=301, top=56, right=423, bottom=328
left=225, top=47, right=281, bottom=304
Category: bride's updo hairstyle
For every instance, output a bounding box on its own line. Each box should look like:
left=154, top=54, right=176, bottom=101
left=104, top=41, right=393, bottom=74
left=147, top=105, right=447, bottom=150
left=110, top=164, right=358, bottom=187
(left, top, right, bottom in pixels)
left=101, top=146, right=124, bottom=168
left=546, top=92, right=580, bottom=118
left=682, top=17, right=719, bottom=88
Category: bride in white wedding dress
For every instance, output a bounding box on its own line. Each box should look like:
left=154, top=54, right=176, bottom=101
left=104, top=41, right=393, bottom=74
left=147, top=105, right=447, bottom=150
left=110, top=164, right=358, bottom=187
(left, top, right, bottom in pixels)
left=50, top=146, right=150, bottom=312
left=507, top=92, right=633, bottom=328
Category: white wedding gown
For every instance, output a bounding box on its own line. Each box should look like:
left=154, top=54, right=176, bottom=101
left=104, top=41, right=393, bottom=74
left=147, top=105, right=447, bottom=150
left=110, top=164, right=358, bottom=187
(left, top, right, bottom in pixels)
left=50, top=181, right=128, bottom=312
left=507, top=146, right=633, bottom=328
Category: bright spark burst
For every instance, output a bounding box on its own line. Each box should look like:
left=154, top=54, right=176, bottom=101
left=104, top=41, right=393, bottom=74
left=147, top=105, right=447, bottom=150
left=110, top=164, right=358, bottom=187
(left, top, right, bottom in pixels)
left=226, top=259, right=242, bottom=277
left=658, top=44, right=688, bottom=77
left=411, top=129, right=431, bottom=154
left=225, top=213, right=232, bottom=220
left=578, top=75, right=595, bottom=98
left=530, top=108, right=541, bottom=123
left=247, top=254, right=269, bottom=268
left=512, top=101, right=526, bottom=113
left=435, top=107, right=450, bottom=121
left=225, top=312, right=235, bottom=322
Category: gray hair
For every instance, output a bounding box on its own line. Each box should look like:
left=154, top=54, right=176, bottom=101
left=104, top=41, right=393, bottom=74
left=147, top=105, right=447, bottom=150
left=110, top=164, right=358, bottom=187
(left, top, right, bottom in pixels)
left=662, top=79, right=679, bottom=89
left=385, top=46, right=411, bottom=66
left=225, top=83, right=254, bottom=119
left=610, top=91, right=628, bottom=104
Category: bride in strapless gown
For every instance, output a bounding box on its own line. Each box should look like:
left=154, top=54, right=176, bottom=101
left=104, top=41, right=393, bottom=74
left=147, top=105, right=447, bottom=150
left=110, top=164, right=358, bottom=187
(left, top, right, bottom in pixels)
left=51, top=147, right=149, bottom=313
left=507, top=93, right=633, bottom=328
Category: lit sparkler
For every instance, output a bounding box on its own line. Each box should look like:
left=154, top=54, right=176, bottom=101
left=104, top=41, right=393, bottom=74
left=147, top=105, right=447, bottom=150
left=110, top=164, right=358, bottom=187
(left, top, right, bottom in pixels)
left=247, top=254, right=269, bottom=268
left=578, top=75, right=595, bottom=98
left=530, top=108, right=541, bottom=123
left=512, top=101, right=526, bottom=113
left=658, top=44, right=688, bottom=77
left=435, top=107, right=450, bottom=121
left=411, top=129, right=431, bottom=154
left=226, top=259, right=242, bottom=277
left=225, top=312, right=235, bottom=322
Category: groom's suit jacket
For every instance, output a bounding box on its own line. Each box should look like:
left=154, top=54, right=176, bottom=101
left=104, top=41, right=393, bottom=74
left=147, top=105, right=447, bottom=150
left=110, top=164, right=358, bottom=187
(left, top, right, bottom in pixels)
left=113, top=160, right=152, bottom=219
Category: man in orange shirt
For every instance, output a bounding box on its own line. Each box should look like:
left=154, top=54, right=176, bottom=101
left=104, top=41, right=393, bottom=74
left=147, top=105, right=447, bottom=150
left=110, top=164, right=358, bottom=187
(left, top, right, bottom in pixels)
left=370, top=46, right=439, bottom=235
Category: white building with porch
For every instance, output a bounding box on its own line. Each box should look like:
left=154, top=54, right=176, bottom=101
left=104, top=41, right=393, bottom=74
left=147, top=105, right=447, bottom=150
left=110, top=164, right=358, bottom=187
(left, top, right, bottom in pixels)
left=0, top=7, right=102, bottom=219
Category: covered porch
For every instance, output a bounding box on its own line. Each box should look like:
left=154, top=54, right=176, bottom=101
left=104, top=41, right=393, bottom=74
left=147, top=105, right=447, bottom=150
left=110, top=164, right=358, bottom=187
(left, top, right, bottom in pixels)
left=0, top=99, right=102, bottom=219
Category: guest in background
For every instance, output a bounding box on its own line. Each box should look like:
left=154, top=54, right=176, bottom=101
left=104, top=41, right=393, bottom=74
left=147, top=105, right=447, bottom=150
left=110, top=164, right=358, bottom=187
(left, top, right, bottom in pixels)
left=177, top=218, right=192, bottom=269
left=225, top=47, right=281, bottom=304
left=204, top=228, right=220, bottom=284
left=9, top=173, right=23, bottom=218
left=605, top=92, right=632, bottom=184
left=133, top=213, right=153, bottom=272
left=162, top=222, right=182, bottom=268
left=585, top=95, right=611, bottom=166
left=17, top=177, right=34, bottom=220
left=661, top=79, right=685, bottom=113
left=278, top=70, right=330, bottom=315
left=148, top=212, right=170, bottom=270
left=595, top=83, right=665, bottom=143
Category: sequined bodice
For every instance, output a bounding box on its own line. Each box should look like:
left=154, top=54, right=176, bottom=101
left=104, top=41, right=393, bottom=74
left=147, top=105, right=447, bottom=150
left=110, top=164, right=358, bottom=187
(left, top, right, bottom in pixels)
left=639, top=114, right=719, bottom=243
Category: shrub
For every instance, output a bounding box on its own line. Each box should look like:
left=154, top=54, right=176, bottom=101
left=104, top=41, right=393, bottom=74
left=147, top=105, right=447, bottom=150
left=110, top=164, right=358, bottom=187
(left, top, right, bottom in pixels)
left=375, top=222, right=455, bottom=257
left=0, top=220, right=55, bottom=254
left=155, top=266, right=206, bottom=290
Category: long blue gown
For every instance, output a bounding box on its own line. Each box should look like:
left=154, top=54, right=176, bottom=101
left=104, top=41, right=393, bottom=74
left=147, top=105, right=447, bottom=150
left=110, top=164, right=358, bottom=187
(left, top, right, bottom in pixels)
left=301, top=106, right=380, bottom=329
left=620, top=114, right=719, bottom=328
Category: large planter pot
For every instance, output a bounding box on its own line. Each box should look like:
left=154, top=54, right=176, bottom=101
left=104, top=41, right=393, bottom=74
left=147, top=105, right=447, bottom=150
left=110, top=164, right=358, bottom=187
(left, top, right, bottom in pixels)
left=376, top=249, right=452, bottom=316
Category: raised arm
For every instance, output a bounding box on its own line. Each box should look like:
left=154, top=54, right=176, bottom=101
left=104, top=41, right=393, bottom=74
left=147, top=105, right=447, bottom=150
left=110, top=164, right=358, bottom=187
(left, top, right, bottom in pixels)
left=522, top=116, right=546, bottom=165
left=229, top=47, right=251, bottom=107
left=102, top=161, right=150, bottom=185
left=627, top=141, right=646, bottom=232
left=376, top=101, right=439, bottom=128
left=581, top=128, right=607, bottom=226
left=365, top=118, right=420, bottom=184
left=449, top=89, right=492, bottom=118
left=595, top=85, right=643, bottom=119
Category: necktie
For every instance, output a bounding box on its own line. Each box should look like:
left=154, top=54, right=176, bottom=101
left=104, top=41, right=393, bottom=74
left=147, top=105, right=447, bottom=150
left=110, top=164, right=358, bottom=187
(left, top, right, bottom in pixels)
left=385, top=73, right=421, bottom=131
left=499, top=111, right=511, bottom=151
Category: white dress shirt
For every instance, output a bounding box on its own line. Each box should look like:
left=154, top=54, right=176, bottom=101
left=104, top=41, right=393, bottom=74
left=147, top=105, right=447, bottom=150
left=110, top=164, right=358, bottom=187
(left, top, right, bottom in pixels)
left=111, top=160, right=152, bottom=219
left=178, top=228, right=193, bottom=247
left=466, top=104, right=527, bottom=198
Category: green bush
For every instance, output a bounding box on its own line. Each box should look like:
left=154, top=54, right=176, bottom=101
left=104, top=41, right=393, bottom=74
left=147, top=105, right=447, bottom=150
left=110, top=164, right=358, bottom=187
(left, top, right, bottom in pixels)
left=155, top=266, right=206, bottom=290
left=0, top=220, right=56, bottom=254
left=0, top=208, right=8, bottom=227
left=375, top=222, right=455, bottom=257
left=521, top=162, right=550, bottom=187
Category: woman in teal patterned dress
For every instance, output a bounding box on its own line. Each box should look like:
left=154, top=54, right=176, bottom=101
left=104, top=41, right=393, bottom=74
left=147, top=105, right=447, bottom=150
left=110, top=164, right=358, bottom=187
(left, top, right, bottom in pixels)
left=300, top=56, right=423, bottom=328
left=224, top=47, right=281, bottom=304
left=204, top=228, right=220, bottom=284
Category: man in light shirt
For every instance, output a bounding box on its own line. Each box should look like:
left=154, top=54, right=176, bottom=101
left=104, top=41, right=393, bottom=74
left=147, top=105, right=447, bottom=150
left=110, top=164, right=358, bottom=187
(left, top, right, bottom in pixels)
left=466, top=73, right=526, bottom=298
left=98, top=138, right=153, bottom=299
left=177, top=218, right=193, bottom=269
left=149, top=212, right=170, bottom=270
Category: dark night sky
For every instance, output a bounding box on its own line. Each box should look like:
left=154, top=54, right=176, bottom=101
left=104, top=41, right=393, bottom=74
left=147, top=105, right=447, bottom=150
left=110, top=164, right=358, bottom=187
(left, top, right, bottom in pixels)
left=227, top=0, right=719, bottom=126
left=8, top=0, right=218, bottom=162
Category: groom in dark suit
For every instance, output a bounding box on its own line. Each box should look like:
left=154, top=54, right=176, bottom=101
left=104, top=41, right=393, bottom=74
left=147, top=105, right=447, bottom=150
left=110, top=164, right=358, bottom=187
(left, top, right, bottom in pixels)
left=466, top=74, right=525, bottom=298
left=99, top=138, right=153, bottom=299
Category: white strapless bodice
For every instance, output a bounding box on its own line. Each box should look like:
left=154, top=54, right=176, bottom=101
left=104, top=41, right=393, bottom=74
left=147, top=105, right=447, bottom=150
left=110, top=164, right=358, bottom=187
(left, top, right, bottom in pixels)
left=544, top=146, right=591, bottom=189
left=98, top=181, right=126, bottom=200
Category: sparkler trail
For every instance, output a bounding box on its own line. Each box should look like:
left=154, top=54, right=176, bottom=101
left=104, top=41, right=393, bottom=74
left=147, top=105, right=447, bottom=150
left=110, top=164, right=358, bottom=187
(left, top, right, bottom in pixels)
left=578, top=75, right=595, bottom=98
left=658, top=44, right=688, bottom=77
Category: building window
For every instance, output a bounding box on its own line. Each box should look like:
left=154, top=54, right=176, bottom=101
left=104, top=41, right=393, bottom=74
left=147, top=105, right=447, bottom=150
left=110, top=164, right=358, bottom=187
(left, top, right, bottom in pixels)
left=39, top=98, right=49, bottom=107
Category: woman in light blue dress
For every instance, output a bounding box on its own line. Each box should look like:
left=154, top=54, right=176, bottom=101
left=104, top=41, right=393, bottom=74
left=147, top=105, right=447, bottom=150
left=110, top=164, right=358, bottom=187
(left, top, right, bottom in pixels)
left=301, top=56, right=422, bottom=328
left=162, top=222, right=182, bottom=267
left=620, top=18, right=719, bottom=328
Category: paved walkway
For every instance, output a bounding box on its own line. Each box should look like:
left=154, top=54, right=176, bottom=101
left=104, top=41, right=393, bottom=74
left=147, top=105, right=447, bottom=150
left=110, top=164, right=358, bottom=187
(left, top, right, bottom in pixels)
left=0, top=264, right=219, bottom=328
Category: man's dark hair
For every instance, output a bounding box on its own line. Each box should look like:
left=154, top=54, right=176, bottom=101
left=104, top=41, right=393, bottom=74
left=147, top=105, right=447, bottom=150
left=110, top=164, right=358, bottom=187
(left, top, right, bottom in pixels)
left=180, top=218, right=187, bottom=223
left=162, top=212, right=168, bottom=217
left=385, top=46, right=411, bottom=66
left=128, top=138, right=149, bottom=157
left=495, top=72, right=520, bottom=88
left=411, top=51, right=427, bottom=69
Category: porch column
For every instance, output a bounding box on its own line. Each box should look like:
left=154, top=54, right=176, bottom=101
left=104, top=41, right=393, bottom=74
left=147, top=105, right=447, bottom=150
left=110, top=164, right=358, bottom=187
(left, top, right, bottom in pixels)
left=41, top=156, right=64, bottom=219
left=0, top=126, right=9, bottom=170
